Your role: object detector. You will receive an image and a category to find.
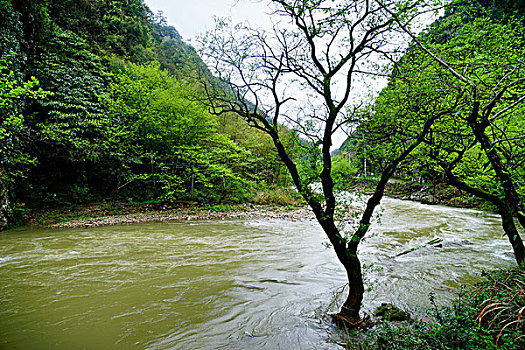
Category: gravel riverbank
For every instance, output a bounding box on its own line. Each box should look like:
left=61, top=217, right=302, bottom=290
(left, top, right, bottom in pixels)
left=35, top=204, right=319, bottom=229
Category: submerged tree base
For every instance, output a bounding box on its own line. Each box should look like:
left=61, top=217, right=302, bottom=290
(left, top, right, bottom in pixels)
left=331, top=313, right=374, bottom=330
left=343, top=267, right=525, bottom=350
left=331, top=304, right=412, bottom=334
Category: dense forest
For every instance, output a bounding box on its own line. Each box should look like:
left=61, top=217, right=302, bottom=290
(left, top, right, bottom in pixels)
left=0, top=0, right=299, bottom=230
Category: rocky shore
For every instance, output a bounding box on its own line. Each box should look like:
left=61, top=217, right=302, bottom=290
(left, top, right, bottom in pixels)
left=28, top=203, right=319, bottom=229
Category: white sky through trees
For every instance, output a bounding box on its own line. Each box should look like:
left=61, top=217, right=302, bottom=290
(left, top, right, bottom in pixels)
left=143, top=0, right=372, bottom=149
left=143, top=0, right=441, bottom=150
left=144, top=0, right=271, bottom=40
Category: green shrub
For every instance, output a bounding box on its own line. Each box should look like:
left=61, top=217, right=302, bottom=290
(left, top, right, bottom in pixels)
left=346, top=268, right=525, bottom=350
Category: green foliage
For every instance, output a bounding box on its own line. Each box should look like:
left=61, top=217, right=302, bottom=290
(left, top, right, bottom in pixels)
left=47, top=0, right=206, bottom=73
left=104, top=61, right=257, bottom=203
left=0, top=51, right=47, bottom=177
left=0, top=0, right=293, bottom=218
left=332, top=154, right=358, bottom=181
left=200, top=204, right=234, bottom=212
left=352, top=309, right=499, bottom=349
left=361, top=0, right=525, bottom=201
left=48, top=0, right=153, bottom=61
left=0, top=0, right=50, bottom=201
left=251, top=187, right=304, bottom=206
left=32, top=28, right=109, bottom=156
left=347, top=268, right=525, bottom=350
left=436, top=7, right=524, bottom=188
left=14, top=24, right=113, bottom=208
left=374, top=303, right=413, bottom=322
left=216, top=113, right=294, bottom=187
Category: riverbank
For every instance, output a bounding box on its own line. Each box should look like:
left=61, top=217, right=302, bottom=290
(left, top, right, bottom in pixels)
left=24, top=202, right=321, bottom=229
left=348, top=177, right=495, bottom=211
left=344, top=266, right=525, bottom=350
left=20, top=178, right=492, bottom=230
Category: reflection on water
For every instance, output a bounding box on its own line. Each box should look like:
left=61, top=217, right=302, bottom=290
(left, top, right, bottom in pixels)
left=0, top=198, right=514, bottom=349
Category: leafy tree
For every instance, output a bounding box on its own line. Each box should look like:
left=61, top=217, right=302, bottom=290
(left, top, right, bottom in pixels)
left=0, top=51, right=47, bottom=185
left=17, top=26, right=112, bottom=208
left=0, top=0, right=49, bottom=228
left=216, top=111, right=295, bottom=187
left=104, top=61, right=256, bottom=203
left=382, top=1, right=525, bottom=264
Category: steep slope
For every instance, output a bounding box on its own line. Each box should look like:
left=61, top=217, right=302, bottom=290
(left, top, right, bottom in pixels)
left=0, top=0, right=287, bottom=228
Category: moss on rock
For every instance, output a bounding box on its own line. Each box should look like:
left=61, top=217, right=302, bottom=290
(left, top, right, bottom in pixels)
left=374, top=303, right=413, bottom=322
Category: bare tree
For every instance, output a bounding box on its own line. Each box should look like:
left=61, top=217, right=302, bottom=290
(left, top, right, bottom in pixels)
left=198, top=0, right=437, bottom=321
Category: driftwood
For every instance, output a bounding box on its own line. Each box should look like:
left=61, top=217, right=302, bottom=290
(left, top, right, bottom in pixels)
left=393, top=238, right=443, bottom=257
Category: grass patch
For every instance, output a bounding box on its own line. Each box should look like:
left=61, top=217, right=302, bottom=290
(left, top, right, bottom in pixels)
left=252, top=187, right=304, bottom=206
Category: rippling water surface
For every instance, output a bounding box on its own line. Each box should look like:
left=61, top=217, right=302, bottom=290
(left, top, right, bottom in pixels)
left=0, top=198, right=515, bottom=349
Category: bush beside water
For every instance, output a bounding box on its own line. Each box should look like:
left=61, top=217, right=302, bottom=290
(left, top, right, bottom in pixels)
left=346, top=267, right=525, bottom=349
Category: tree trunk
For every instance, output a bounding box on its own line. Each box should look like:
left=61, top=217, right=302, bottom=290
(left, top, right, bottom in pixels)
left=340, top=250, right=364, bottom=320
left=0, top=179, right=9, bottom=231
left=467, top=104, right=525, bottom=265
left=317, top=218, right=365, bottom=321
left=499, top=201, right=525, bottom=265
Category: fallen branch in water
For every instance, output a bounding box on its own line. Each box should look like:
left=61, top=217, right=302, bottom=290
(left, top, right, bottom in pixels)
left=394, top=238, right=443, bottom=257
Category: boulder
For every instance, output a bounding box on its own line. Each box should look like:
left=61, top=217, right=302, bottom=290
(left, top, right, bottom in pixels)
left=409, top=186, right=437, bottom=205
left=374, top=303, right=412, bottom=322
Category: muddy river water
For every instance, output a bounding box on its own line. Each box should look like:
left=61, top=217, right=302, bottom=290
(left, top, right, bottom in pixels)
left=0, top=198, right=515, bottom=349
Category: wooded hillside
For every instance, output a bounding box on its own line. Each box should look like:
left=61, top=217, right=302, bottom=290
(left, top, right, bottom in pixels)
left=0, top=0, right=293, bottom=229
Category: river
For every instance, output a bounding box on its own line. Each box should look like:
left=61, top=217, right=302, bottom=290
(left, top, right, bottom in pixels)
left=0, top=198, right=515, bottom=349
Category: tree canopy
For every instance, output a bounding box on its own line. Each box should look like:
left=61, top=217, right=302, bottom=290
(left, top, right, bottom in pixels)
left=361, top=0, right=525, bottom=264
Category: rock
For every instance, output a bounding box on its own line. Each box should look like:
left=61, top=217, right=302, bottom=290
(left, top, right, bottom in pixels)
left=410, top=191, right=436, bottom=205
left=420, top=195, right=437, bottom=205
left=407, top=185, right=439, bottom=205
left=374, top=303, right=412, bottom=322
